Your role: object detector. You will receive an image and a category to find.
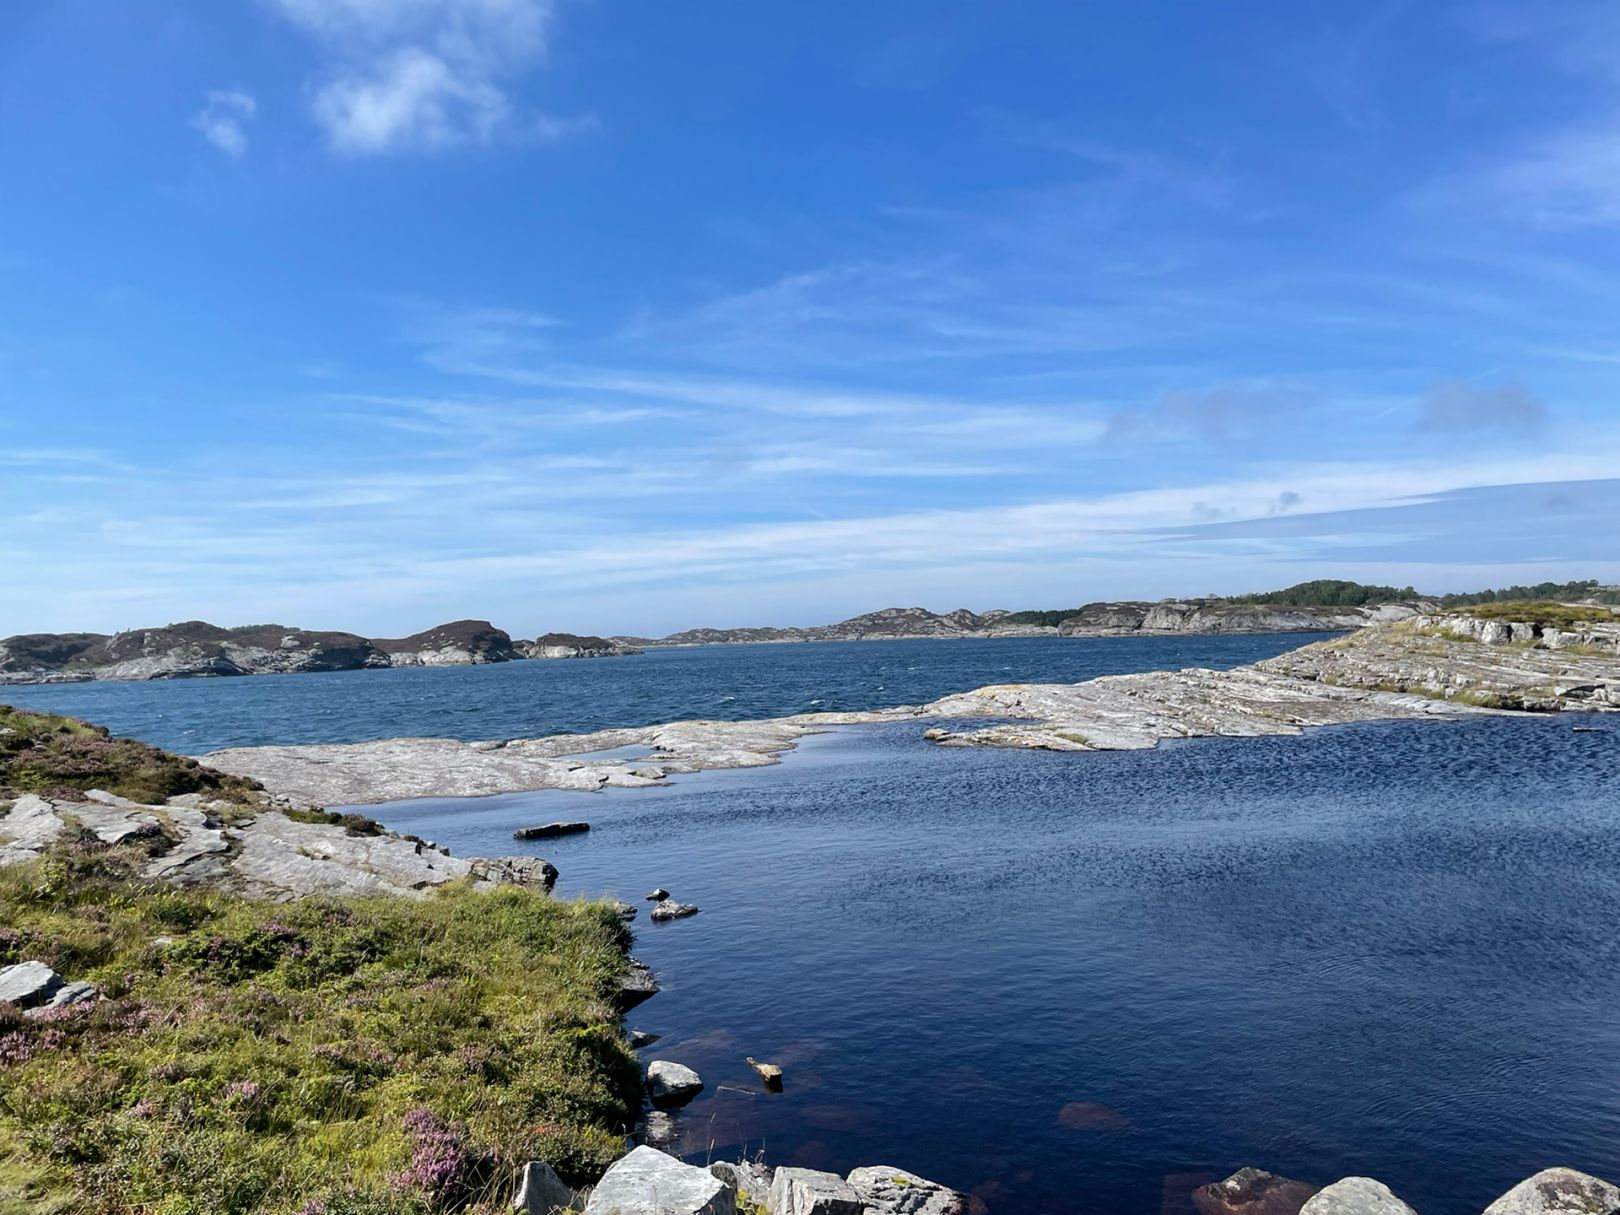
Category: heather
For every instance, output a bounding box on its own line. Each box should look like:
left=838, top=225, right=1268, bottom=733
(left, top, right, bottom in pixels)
left=0, top=830, right=641, bottom=1215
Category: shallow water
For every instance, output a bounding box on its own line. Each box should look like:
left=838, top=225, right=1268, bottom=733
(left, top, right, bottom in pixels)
left=373, top=716, right=1620, bottom=1215
left=0, top=632, right=1335, bottom=754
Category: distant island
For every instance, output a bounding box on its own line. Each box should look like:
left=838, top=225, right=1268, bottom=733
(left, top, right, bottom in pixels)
left=4, top=580, right=1616, bottom=685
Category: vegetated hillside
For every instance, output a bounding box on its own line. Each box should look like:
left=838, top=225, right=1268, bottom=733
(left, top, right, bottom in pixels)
left=0, top=705, right=263, bottom=806
left=1439, top=579, right=1620, bottom=607
left=0, top=708, right=640, bottom=1214
left=370, top=619, right=519, bottom=661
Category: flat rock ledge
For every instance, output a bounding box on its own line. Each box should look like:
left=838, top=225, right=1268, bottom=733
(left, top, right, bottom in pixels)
left=0, top=789, right=557, bottom=902
left=202, top=614, right=1620, bottom=806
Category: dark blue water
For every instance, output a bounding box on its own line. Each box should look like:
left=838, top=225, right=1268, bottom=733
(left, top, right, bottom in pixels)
left=0, top=633, right=1336, bottom=754
left=373, top=716, right=1620, bottom=1215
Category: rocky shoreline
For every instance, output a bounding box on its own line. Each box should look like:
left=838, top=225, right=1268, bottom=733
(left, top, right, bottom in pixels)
left=203, top=610, right=1620, bottom=807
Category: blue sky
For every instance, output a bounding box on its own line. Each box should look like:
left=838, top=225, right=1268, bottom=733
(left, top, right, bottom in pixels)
left=2, top=1, right=1619, bottom=638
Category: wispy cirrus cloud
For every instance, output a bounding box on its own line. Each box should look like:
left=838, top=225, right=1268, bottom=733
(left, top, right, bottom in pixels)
left=267, top=0, right=596, bottom=154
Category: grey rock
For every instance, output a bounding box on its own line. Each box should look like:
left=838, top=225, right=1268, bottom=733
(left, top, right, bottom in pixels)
left=646, top=888, right=670, bottom=901
left=582, top=1145, right=734, bottom=1215
left=616, top=959, right=660, bottom=1012
left=769, top=1167, right=864, bottom=1215
left=646, top=1060, right=704, bottom=1106
left=513, top=1159, right=577, bottom=1213
left=29, top=979, right=98, bottom=1015
left=514, top=822, right=590, bottom=840
left=650, top=900, right=699, bottom=922
left=472, top=855, right=559, bottom=891
left=628, top=1029, right=661, bottom=1049
left=1482, top=1168, right=1620, bottom=1215
left=1193, top=1168, right=1320, bottom=1215
left=1298, top=1178, right=1416, bottom=1215
left=0, top=961, right=62, bottom=1008
left=847, top=1165, right=966, bottom=1214
left=710, top=1161, right=771, bottom=1209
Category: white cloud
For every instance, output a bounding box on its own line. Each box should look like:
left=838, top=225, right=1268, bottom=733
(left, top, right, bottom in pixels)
left=267, top=0, right=591, bottom=154
left=190, top=90, right=257, bottom=157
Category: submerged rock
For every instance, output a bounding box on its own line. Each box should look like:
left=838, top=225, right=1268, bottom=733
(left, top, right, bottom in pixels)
left=1299, top=1178, right=1417, bottom=1215
left=769, top=1166, right=864, bottom=1215
left=847, top=1165, right=967, bottom=1214
left=513, top=821, right=590, bottom=840
left=641, top=1108, right=679, bottom=1151
left=627, top=1029, right=661, bottom=1049
left=1194, top=1168, right=1320, bottom=1215
left=646, top=1060, right=704, bottom=1106
left=583, top=1145, right=734, bottom=1215
left=1482, top=1168, right=1620, bottom=1215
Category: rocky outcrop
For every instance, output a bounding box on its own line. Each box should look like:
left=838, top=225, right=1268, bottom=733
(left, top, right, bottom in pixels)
left=371, top=619, right=519, bottom=666
left=847, top=1166, right=968, bottom=1214
left=520, top=632, right=642, bottom=659
left=769, top=1167, right=864, bottom=1215
left=583, top=1145, right=735, bottom=1215
left=203, top=612, right=1620, bottom=805
left=1298, top=1178, right=1417, bottom=1215
left=1481, top=1168, right=1620, bottom=1215
left=0, top=790, right=559, bottom=902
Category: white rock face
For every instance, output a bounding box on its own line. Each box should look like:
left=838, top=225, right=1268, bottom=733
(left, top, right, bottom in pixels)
left=1299, top=1178, right=1417, bottom=1215
left=768, top=1167, right=864, bottom=1215
left=1482, top=1168, right=1620, bottom=1215
left=646, top=1060, right=704, bottom=1105
left=582, top=1145, right=735, bottom=1215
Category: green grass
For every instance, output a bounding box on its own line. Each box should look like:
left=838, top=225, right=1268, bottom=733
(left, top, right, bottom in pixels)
left=0, top=833, right=641, bottom=1215
left=0, top=706, right=263, bottom=809
left=1455, top=601, right=1618, bottom=629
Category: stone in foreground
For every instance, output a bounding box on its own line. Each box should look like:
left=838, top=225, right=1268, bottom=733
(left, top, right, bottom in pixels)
left=514, top=821, right=590, bottom=840
left=847, top=1165, right=968, bottom=1214
left=0, top=961, right=62, bottom=1009
left=710, top=1161, right=771, bottom=1209
left=582, top=1145, right=734, bottom=1215
left=646, top=1060, right=704, bottom=1106
left=1194, top=1168, right=1320, bottom=1215
left=513, top=1159, right=576, bottom=1213
left=1299, top=1178, right=1417, bottom=1215
left=1483, top=1168, right=1620, bottom=1215
left=651, top=899, right=700, bottom=922
left=769, top=1166, right=864, bottom=1215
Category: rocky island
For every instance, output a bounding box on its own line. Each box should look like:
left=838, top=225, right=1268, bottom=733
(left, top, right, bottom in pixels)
left=0, top=619, right=641, bottom=684
left=202, top=603, right=1620, bottom=806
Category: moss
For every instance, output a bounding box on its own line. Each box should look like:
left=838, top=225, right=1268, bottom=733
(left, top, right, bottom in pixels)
left=0, top=706, right=263, bottom=810
left=0, top=836, right=640, bottom=1214
left=284, top=807, right=387, bottom=837
left=1051, top=731, right=1091, bottom=746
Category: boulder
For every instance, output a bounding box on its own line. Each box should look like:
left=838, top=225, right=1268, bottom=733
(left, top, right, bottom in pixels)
left=847, top=1165, right=967, bottom=1214
left=1193, top=1168, right=1320, bottom=1215
left=651, top=900, right=699, bottom=922
left=746, top=1057, right=783, bottom=1090
left=514, top=822, right=590, bottom=841
left=646, top=1060, right=704, bottom=1106
left=627, top=1029, right=661, bottom=1049
left=710, top=1161, right=771, bottom=1209
left=582, top=1145, right=735, bottom=1215
left=769, top=1167, right=863, bottom=1215
left=616, top=959, right=660, bottom=1012
left=1482, top=1168, right=1620, bottom=1215
left=513, top=1159, right=576, bottom=1213
left=0, top=961, right=62, bottom=1009
left=646, top=888, right=670, bottom=901
left=1299, top=1178, right=1416, bottom=1215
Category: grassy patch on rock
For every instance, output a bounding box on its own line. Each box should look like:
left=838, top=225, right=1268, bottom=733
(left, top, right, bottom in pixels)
left=1455, top=601, right=1618, bottom=629
left=0, top=832, right=640, bottom=1215
left=0, top=706, right=263, bottom=809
